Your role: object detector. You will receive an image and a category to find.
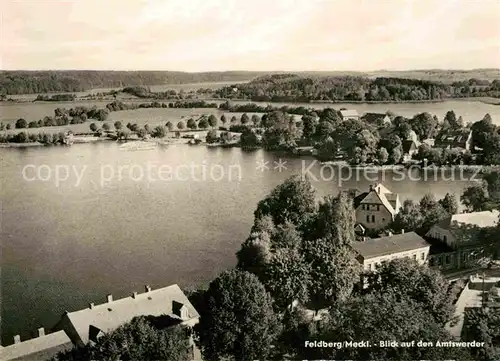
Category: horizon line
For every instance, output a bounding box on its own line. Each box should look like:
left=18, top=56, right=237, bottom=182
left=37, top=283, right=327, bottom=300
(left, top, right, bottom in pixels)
left=1, top=68, right=499, bottom=73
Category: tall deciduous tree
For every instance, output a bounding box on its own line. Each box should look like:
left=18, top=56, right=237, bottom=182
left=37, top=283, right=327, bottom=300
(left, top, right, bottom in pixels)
left=366, top=259, right=455, bottom=325
left=315, top=290, right=471, bottom=361
left=208, top=114, right=218, bottom=128
left=310, top=193, right=356, bottom=246
left=220, top=114, right=227, bottom=125
left=439, top=192, right=459, bottom=215
left=240, top=113, right=250, bottom=124
left=251, top=114, right=260, bottom=127
left=195, top=270, right=280, bottom=361
left=187, top=118, right=197, bottom=129
left=254, top=175, right=316, bottom=228
left=392, top=199, right=423, bottom=232
left=462, top=307, right=500, bottom=360
left=410, top=112, right=437, bottom=140
left=303, top=239, right=360, bottom=310
left=198, top=117, right=209, bottom=129
left=236, top=216, right=274, bottom=277
left=262, top=247, right=310, bottom=310
left=461, top=185, right=489, bottom=212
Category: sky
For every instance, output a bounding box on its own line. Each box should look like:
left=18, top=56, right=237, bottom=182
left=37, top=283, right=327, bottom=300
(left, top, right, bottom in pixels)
left=1, top=0, right=499, bottom=71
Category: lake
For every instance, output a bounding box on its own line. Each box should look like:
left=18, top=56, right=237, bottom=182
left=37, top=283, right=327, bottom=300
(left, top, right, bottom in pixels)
left=7, top=81, right=250, bottom=101
left=1, top=99, right=499, bottom=127
left=0, top=142, right=479, bottom=345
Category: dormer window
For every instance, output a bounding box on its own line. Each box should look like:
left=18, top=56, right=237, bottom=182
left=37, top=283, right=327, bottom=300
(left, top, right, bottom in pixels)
left=172, top=301, right=189, bottom=319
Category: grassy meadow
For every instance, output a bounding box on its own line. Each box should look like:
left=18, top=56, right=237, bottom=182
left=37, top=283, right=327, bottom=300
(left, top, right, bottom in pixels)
left=0, top=106, right=285, bottom=135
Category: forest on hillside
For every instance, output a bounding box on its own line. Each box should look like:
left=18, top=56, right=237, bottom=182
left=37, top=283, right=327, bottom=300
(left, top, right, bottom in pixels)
left=0, top=70, right=269, bottom=95
left=0, top=69, right=499, bottom=96
left=215, top=74, right=500, bottom=102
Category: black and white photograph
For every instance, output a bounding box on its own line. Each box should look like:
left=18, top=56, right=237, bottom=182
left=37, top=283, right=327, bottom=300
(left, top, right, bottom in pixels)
left=1, top=0, right=499, bottom=360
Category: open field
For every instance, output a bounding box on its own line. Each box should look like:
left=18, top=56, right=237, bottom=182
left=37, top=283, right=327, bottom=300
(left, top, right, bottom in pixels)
left=0, top=108, right=278, bottom=135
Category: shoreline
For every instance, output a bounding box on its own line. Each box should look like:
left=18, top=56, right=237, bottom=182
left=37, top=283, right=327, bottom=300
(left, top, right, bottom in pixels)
left=2, top=96, right=499, bottom=106
left=1, top=141, right=499, bottom=175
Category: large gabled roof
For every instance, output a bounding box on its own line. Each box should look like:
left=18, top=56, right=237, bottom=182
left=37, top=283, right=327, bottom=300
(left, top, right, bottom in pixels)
left=351, top=232, right=430, bottom=259
left=434, top=129, right=472, bottom=147
left=340, top=109, right=359, bottom=118
left=58, top=284, right=199, bottom=345
left=439, top=210, right=499, bottom=229
left=354, top=183, right=397, bottom=216
left=0, top=331, right=71, bottom=361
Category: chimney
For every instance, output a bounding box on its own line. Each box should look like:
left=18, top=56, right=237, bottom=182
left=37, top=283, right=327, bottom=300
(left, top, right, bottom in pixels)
left=145, top=285, right=152, bottom=293
left=369, top=184, right=374, bottom=191
left=89, top=303, right=95, bottom=309
left=107, top=294, right=113, bottom=303
left=388, top=231, right=393, bottom=237
left=37, top=327, right=45, bottom=337
left=401, top=229, right=405, bottom=234
left=132, top=292, right=138, bottom=299
left=14, top=335, right=21, bottom=344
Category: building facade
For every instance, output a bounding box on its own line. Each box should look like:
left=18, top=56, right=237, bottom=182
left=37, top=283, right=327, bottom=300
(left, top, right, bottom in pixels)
left=353, top=183, right=400, bottom=230
left=426, top=210, right=499, bottom=271
left=340, top=109, right=360, bottom=121
left=351, top=231, right=431, bottom=272
left=434, top=129, right=472, bottom=151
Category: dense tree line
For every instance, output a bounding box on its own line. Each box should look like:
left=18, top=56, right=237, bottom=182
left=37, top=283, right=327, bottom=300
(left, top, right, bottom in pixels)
left=0, top=131, right=69, bottom=144
left=392, top=192, right=459, bottom=235
left=216, top=74, right=500, bottom=102
left=0, top=70, right=268, bottom=95
left=34, top=94, right=77, bottom=101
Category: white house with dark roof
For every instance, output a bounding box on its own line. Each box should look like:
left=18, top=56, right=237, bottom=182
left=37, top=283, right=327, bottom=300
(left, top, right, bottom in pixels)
left=434, top=129, right=472, bottom=151
left=426, top=210, right=499, bottom=270
left=426, top=210, right=499, bottom=249
left=340, top=109, right=359, bottom=121
left=353, top=183, right=401, bottom=230
left=53, top=284, right=200, bottom=358
left=351, top=231, right=431, bottom=272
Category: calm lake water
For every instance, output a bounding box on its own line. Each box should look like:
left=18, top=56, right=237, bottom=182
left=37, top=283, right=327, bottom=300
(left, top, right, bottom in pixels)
left=0, top=142, right=479, bottom=345
left=1, top=99, right=499, bottom=126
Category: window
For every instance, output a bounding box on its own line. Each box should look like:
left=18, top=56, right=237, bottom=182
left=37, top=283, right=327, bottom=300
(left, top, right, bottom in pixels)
left=443, top=235, right=447, bottom=243
left=413, top=254, right=417, bottom=260
left=372, top=215, right=375, bottom=222
left=421, top=252, right=425, bottom=260
left=462, top=253, right=467, bottom=261
left=377, top=205, right=380, bottom=211
left=445, top=255, right=451, bottom=264
left=366, top=215, right=370, bottom=223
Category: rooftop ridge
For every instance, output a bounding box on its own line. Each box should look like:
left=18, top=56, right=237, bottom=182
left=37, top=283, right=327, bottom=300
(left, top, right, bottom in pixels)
left=69, top=284, right=181, bottom=315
